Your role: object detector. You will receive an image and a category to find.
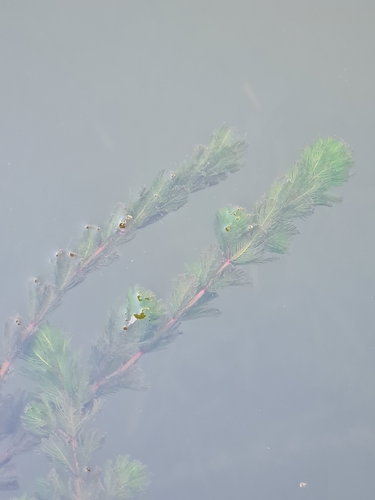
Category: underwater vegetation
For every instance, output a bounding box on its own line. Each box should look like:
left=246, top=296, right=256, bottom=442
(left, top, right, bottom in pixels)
left=0, top=126, right=353, bottom=499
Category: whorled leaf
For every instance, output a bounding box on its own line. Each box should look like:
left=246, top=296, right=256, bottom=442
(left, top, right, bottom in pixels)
left=103, top=455, right=148, bottom=500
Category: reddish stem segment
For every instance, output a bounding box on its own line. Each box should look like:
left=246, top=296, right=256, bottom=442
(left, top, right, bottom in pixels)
left=0, top=227, right=129, bottom=387
left=94, top=350, right=143, bottom=391
left=92, top=258, right=233, bottom=395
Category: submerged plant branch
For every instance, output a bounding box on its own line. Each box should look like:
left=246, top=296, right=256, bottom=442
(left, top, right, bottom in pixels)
left=1, top=133, right=353, bottom=499
left=88, top=137, right=353, bottom=399
left=21, top=325, right=148, bottom=500
left=0, top=126, right=247, bottom=388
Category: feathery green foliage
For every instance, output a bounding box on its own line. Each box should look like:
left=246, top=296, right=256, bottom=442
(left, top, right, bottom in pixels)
left=1, top=126, right=246, bottom=385
left=103, top=456, right=148, bottom=500
left=21, top=325, right=147, bottom=500
left=215, top=138, right=352, bottom=265
left=0, top=129, right=353, bottom=499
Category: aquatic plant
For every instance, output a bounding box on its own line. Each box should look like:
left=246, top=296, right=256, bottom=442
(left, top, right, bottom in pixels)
left=0, top=127, right=352, bottom=499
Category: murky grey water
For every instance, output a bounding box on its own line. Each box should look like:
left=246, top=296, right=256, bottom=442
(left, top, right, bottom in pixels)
left=0, top=1, right=374, bottom=499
